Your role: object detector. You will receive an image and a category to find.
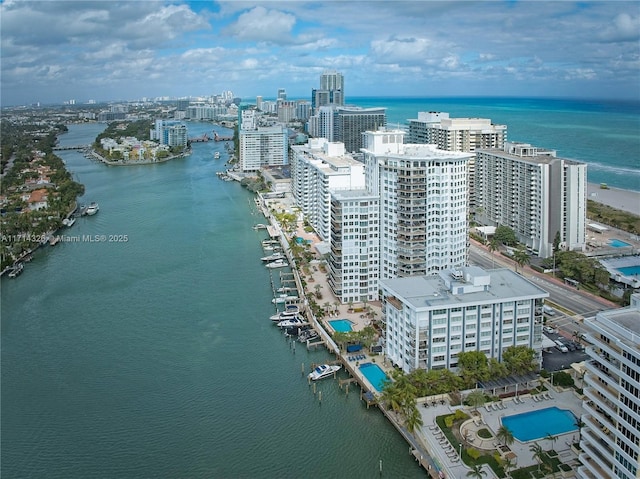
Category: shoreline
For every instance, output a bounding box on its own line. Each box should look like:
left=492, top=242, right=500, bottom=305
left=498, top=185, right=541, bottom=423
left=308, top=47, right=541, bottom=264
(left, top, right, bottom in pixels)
left=587, top=182, right=639, bottom=216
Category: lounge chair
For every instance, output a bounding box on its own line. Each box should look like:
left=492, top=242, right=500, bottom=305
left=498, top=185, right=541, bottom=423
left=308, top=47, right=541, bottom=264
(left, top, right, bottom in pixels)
left=485, top=404, right=491, bottom=412
left=532, top=395, right=539, bottom=402
left=519, top=397, right=525, bottom=403
left=513, top=397, right=519, bottom=405
left=501, top=402, right=507, bottom=409
left=545, top=392, right=553, bottom=400
left=451, top=457, right=459, bottom=463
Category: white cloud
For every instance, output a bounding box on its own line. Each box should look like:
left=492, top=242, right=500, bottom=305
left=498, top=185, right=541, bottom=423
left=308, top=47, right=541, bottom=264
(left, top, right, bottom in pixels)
left=225, top=6, right=296, bottom=43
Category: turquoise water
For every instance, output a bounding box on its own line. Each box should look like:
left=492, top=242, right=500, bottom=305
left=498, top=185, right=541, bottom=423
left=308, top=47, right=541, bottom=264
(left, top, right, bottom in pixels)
left=609, top=238, right=632, bottom=248
left=502, top=407, right=577, bottom=442
left=0, top=123, right=423, bottom=479
left=359, top=363, right=389, bottom=392
left=329, top=319, right=353, bottom=332
left=617, top=265, right=640, bottom=276
left=350, top=97, right=640, bottom=192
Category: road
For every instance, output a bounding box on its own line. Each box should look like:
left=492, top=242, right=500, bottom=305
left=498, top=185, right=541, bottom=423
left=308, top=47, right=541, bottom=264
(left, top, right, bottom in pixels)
left=468, top=242, right=618, bottom=340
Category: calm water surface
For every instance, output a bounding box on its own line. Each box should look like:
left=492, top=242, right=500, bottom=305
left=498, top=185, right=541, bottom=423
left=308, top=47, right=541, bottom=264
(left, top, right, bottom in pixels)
left=1, top=123, right=423, bottom=478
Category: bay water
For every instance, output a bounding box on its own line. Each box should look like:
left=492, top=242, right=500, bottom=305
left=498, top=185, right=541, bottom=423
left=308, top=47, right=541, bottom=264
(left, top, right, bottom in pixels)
left=1, top=122, right=423, bottom=478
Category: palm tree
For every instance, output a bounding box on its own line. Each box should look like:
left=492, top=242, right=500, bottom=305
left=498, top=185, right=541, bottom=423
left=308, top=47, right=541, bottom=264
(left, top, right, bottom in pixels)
left=545, top=432, right=557, bottom=451
left=466, top=464, right=487, bottom=478
left=501, top=456, right=516, bottom=479
left=488, top=237, right=499, bottom=269
left=496, top=425, right=515, bottom=447
left=529, top=442, right=545, bottom=473
left=466, top=390, right=486, bottom=413
left=513, top=247, right=530, bottom=273
left=405, top=404, right=423, bottom=432
left=574, top=418, right=586, bottom=444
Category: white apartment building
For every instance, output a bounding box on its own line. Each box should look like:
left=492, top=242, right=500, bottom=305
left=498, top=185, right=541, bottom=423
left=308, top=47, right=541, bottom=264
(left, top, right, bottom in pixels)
left=407, top=112, right=507, bottom=208
left=380, top=266, right=547, bottom=374
left=328, top=189, right=380, bottom=303
left=239, top=125, right=288, bottom=172
left=152, top=119, right=187, bottom=147
left=362, top=130, right=471, bottom=279
left=475, top=142, right=587, bottom=258
left=578, top=294, right=640, bottom=479
left=290, top=138, right=365, bottom=241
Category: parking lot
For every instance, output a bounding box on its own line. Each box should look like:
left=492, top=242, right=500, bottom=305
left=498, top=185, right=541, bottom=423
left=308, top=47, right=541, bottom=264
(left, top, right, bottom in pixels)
left=542, top=330, right=589, bottom=372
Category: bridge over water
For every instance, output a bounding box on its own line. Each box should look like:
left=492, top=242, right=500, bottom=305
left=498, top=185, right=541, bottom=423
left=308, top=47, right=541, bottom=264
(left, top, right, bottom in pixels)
left=53, top=145, right=90, bottom=151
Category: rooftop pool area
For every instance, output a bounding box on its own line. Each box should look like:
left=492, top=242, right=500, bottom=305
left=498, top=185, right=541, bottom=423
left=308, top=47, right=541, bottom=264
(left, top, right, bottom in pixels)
left=359, top=362, right=389, bottom=392
left=617, top=265, right=640, bottom=276
left=501, top=407, right=577, bottom=442
left=609, top=238, right=632, bottom=248
left=329, top=319, right=353, bottom=333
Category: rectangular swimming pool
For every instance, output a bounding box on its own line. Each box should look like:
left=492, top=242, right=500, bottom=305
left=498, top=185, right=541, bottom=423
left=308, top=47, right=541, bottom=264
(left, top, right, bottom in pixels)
left=329, top=319, right=353, bottom=332
left=501, top=407, right=577, bottom=442
left=359, top=362, right=389, bottom=392
left=609, top=238, right=632, bottom=248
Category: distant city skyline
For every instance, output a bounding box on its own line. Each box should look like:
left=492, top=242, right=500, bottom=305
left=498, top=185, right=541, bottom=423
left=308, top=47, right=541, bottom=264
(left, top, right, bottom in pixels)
left=1, top=1, right=639, bottom=106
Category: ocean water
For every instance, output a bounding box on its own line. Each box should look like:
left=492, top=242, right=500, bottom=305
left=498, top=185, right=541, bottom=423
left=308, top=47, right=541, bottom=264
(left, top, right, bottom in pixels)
left=1, top=123, right=423, bottom=479
left=350, top=97, right=640, bottom=192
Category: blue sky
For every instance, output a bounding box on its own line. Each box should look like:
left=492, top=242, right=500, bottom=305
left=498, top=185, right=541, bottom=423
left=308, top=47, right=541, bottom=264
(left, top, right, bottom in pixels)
left=1, top=1, right=639, bottom=105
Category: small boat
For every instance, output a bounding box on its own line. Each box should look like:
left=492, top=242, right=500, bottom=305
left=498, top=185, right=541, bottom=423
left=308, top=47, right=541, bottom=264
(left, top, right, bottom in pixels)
left=261, top=252, right=285, bottom=262
left=262, top=239, right=280, bottom=246
left=272, top=294, right=299, bottom=304
left=214, top=151, right=220, bottom=159
left=49, top=236, right=60, bottom=246
left=308, top=364, right=341, bottom=381
left=62, top=217, right=76, bottom=227
left=265, top=259, right=288, bottom=269
left=299, top=330, right=319, bottom=342
left=276, top=286, right=297, bottom=293
left=269, top=305, right=300, bottom=322
left=7, top=263, right=24, bottom=278
left=85, top=202, right=99, bottom=216
left=277, top=317, right=305, bottom=328
left=253, top=224, right=268, bottom=230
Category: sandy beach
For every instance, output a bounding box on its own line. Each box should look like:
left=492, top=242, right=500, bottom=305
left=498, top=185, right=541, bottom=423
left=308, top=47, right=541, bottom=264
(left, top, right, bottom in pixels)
left=587, top=183, right=640, bottom=216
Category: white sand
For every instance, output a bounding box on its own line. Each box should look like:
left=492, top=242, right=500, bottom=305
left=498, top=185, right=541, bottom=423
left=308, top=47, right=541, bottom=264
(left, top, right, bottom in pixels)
left=587, top=183, right=640, bottom=216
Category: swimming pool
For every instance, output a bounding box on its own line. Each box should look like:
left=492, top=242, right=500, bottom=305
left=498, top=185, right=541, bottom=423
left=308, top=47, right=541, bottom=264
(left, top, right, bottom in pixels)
left=609, top=238, right=632, bottom=248
left=329, top=319, right=353, bottom=332
left=617, top=265, right=640, bottom=276
left=501, top=407, right=577, bottom=442
left=359, top=363, right=389, bottom=392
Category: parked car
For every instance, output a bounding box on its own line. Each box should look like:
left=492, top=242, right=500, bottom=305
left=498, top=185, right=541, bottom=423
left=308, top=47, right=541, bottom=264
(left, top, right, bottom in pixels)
left=566, top=342, right=577, bottom=352
left=554, top=340, right=569, bottom=353
left=543, top=305, right=556, bottom=316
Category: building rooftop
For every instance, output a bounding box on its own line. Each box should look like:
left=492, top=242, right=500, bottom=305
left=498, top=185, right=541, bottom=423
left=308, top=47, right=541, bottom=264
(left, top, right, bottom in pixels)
left=380, top=267, right=548, bottom=310
left=588, top=294, right=640, bottom=346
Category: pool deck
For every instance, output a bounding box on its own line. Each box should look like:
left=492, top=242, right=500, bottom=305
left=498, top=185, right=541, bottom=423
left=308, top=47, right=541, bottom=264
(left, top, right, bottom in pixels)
left=415, top=383, right=584, bottom=478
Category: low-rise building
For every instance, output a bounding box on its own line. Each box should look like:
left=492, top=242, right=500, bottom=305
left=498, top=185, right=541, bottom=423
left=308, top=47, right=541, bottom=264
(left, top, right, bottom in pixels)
left=380, top=266, right=547, bottom=373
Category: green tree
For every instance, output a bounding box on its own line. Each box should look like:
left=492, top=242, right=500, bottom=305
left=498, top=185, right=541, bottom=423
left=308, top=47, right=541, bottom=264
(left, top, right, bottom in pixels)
left=574, top=418, right=586, bottom=443
left=496, top=425, right=515, bottom=447
left=529, top=442, right=545, bottom=473
left=466, top=464, right=487, bottom=478
left=545, top=432, right=557, bottom=451
left=501, top=456, right=516, bottom=479
left=466, top=390, right=486, bottom=413
left=502, top=346, right=537, bottom=375
left=488, top=357, right=508, bottom=379
left=513, top=247, right=530, bottom=273
left=494, top=225, right=517, bottom=246
left=488, top=237, right=499, bottom=269
left=553, top=231, right=561, bottom=253
left=457, top=350, right=489, bottom=386
left=405, top=404, right=423, bottom=432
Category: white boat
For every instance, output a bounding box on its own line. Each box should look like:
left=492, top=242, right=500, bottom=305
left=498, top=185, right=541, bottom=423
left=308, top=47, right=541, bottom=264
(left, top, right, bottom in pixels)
left=308, top=364, right=341, bottom=381
left=214, top=151, right=220, bottom=159
left=85, top=202, right=99, bottom=216
left=261, top=252, right=285, bottom=262
left=265, top=259, right=288, bottom=269
left=253, top=224, right=268, bottom=230
left=272, top=294, right=299, bottom=304
left=269, top=305, right=300, bottom=321
left=276, top=286, right=296, bottom=293
left=7, top=263, right=24, bottom=278
left=62, top=217, right=76, bottom=227
left=277, top=317, right=305, bottom=328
